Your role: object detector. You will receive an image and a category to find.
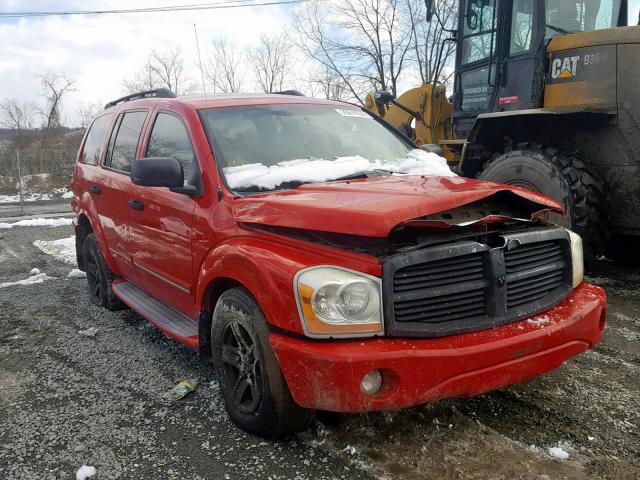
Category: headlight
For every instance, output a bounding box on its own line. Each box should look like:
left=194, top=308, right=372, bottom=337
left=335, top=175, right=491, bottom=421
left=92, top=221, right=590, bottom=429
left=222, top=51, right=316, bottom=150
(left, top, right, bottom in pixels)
left=294, top=266, right=383, bottom=338
left=567, top=230, right=584, bottom=288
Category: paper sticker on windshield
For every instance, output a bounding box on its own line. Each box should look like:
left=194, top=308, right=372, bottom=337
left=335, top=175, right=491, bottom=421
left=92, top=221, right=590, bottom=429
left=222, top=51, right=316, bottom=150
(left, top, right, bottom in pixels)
left=335, top=108, right=371, bottom=118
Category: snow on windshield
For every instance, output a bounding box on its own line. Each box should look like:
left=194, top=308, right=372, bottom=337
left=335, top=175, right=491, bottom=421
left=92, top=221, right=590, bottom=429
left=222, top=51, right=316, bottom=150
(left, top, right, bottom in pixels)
left=223, top=149, right=456, bottom=191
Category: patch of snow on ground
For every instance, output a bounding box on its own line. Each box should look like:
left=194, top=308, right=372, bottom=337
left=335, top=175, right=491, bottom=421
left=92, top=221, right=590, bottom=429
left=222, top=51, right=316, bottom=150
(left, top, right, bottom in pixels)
left=0, top=217, right=73, bottom=229
left=0, top=186, right=70, bottom=203
left=0, top=271, right=54, bottom=288
left=548, top=446, right=570, bottom=460
left=33, top=236, right=77, bottom=265
left=67, top=268, right=86, bottom=279
left=76, top=465, right=96, bottom=480
left=223, top=149, right=456, bottom=190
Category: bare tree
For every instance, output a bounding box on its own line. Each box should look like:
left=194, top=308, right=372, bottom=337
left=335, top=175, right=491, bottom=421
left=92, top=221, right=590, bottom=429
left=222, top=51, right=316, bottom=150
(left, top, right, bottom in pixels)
left=308, top=67, right=352, bottom=101
left=0, top=98, right=37, bottom=147
left=0, top=99, right=36, bottom=131
left=40, top=71, right=76, bottom=131
left=294, top=0, right=415, bottom=103
left=123, top=48, right=197, bottom=95
left=246, top=33, right=295, bottom=93
left=407, top=0, right=457, bottom=86
left=205, top=38, right=246, bottom=93
left=76, top=101, right=104, bottom=130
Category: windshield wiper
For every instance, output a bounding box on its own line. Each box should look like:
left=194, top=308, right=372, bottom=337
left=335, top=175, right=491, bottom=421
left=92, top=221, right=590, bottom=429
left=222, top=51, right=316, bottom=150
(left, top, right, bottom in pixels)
left=546, top=23, right=576, bottom=35
left=329, top=169, right=394, bottom=182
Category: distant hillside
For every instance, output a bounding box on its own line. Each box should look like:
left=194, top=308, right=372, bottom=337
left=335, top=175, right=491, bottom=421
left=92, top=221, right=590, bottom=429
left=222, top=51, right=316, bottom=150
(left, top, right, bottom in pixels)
left=0, top=127, right=83, bottom=141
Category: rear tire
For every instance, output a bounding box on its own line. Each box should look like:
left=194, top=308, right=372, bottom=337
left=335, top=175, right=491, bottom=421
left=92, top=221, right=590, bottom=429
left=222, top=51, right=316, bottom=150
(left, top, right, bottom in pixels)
left=477, top=144, right=607, bottom=262
left=211, top=288, right=314, bottom=438
left=82, top=233, right=126, bottom=311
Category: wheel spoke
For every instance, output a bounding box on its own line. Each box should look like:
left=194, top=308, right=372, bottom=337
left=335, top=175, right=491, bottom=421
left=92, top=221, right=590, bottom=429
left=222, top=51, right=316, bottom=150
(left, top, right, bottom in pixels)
left=230, top=322, right=250, bottom=352
left=233, top=375, right=251, bottom=405
left=92, top=281, right=101, bottom=297
left=221, top=345, right=242, bottom=368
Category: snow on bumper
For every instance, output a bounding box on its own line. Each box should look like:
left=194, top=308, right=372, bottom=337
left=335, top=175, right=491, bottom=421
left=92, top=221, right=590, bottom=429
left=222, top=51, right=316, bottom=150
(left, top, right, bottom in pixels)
left=270, top=283, right=607, bottom=412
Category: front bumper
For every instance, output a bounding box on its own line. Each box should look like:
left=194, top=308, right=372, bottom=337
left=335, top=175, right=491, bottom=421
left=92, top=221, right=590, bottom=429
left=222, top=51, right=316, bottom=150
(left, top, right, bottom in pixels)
left=270, top=283, right=607, bottom=412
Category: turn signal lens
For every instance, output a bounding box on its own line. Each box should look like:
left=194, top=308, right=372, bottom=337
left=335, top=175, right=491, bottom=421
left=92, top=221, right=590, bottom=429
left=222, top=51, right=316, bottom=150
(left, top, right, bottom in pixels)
left=568, top=229, right=584, bottom=288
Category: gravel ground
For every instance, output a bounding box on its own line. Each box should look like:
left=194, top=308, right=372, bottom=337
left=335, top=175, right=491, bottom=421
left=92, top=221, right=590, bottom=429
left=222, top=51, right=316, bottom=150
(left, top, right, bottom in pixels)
left=1, top=224, right=639, bottom=480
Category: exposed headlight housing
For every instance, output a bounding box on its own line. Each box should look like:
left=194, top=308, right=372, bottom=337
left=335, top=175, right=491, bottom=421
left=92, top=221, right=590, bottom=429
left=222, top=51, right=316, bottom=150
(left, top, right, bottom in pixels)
left=294, top=266, right=383, bottom=338
left=567, top=229, right=584, bottom=288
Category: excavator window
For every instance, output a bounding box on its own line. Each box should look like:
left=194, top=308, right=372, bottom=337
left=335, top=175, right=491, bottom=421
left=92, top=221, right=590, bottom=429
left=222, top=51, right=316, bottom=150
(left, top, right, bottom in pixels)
left=510, top=0, right=534, bottom=55
left=461, top=0, right=497, bottom=65
left=545, top=0, right=623, bottom=37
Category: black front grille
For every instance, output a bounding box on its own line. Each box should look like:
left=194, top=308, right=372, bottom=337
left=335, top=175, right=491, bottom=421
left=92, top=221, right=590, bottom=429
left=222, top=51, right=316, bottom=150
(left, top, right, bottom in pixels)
left=382, top=229, right=572, bottom=337
left=505, top=241, right=565, bottom=308
left=393, top=253, right=487, bottom=324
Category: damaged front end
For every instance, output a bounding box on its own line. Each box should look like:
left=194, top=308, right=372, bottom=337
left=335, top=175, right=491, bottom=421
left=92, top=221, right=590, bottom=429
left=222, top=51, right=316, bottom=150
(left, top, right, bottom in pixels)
left=246, top=187, right=582, bottom=339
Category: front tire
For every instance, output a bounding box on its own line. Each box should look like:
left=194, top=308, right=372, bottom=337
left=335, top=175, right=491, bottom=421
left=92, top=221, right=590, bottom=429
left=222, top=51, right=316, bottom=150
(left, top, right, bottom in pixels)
left=477, top=144, right=607, bottom=262
left=211, top=288, right=314, bottom=438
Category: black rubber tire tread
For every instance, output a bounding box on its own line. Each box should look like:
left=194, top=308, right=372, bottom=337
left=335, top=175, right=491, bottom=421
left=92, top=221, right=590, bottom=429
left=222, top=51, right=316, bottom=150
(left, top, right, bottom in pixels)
left=477, top=143, right=608, bottom=262
left=82, top=233, right=127, bottom=311
left=211, top=287, right=315, bottom=438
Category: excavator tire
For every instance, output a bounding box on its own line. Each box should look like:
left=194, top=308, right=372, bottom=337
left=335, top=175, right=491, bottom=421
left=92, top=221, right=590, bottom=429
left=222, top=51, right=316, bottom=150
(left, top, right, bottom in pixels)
left=477, top=144, right=607, bottom=264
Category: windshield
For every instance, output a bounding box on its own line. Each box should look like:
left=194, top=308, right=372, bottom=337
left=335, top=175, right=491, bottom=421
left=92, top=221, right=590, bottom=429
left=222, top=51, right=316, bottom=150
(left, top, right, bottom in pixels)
left=200, top=104, right=456, bottom=193
left=545, top=0, right=622, bottom=37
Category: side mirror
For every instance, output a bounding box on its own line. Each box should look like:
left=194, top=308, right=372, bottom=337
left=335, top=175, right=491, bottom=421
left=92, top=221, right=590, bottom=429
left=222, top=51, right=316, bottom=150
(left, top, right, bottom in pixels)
left=374, top=90, right=394, bottom=105
left=131, top=157, right=183, bottom=188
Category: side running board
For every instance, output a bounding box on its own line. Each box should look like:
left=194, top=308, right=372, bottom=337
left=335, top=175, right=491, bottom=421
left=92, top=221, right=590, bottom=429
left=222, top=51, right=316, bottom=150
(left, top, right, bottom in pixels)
left=112, top=280, right=199, bottom=349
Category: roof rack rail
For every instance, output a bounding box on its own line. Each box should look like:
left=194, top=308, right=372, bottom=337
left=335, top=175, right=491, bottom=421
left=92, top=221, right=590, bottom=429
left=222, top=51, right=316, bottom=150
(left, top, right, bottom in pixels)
left=273, top=90, right=305, bottom=97
left=104, top=88, right=176, bottom=109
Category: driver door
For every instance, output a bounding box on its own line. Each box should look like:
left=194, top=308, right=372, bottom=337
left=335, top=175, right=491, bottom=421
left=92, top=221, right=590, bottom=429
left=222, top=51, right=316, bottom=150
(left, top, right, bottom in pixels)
left=127, top=109, right=198, bottom=316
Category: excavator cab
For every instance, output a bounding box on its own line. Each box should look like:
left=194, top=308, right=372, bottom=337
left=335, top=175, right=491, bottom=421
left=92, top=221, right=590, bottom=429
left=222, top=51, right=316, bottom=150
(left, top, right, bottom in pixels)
left=453, top=0, right=627, bottom=137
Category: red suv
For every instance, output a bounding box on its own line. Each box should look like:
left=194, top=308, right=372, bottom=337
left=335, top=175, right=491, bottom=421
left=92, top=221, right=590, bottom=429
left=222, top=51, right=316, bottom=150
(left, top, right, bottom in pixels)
left=71, top=89, right=607, bottom=438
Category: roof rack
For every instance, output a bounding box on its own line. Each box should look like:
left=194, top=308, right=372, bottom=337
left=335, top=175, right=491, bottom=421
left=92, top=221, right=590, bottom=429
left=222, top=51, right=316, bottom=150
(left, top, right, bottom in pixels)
left=104, top=88, right=176, bottom=109
left=273, top=90, right=305, bottom=97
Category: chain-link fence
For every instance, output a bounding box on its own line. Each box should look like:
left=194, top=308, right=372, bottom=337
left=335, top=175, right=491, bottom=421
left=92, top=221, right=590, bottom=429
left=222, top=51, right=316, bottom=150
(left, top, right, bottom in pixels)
left=0, top=148, right=76, bottom=216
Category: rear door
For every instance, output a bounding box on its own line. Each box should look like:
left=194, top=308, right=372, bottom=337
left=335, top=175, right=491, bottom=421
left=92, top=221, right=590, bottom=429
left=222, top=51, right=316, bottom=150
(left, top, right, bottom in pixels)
left=128, top=109, right=198, bottom=315
left=98, top=109, right=149, bottom=275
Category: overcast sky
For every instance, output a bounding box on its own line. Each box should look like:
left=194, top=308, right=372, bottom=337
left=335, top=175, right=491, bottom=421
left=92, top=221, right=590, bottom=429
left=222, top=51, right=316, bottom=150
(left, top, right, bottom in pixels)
left=1, top=0, right=639, bottom=127
left=0, top=0, right=297, bottom=126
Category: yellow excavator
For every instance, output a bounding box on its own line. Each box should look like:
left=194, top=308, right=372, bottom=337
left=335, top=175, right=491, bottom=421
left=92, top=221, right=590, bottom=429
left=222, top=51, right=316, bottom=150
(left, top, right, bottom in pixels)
left=366, top=0, right=640, bottom=263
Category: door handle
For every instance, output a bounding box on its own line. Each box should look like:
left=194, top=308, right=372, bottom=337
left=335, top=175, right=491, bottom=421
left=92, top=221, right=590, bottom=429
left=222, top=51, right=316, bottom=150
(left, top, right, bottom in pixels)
left=89, top=185, right=101, bottom=195
left=128, top=199, right=144, bottom=211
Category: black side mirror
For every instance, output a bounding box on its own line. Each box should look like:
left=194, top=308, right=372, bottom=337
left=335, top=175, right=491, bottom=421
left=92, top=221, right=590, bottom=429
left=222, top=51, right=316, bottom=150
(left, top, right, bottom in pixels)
left=131, top=157, right=183, bottom=188
left=374, top=90, right=394, bottom=105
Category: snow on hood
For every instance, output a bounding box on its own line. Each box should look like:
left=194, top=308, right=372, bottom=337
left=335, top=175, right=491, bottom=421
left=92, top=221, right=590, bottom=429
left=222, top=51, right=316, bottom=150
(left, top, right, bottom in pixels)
left=223, top=149, right=456, bottom=190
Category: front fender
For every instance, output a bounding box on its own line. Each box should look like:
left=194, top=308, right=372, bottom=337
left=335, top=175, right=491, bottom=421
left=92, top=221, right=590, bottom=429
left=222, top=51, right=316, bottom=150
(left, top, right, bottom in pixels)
left=194, top=236, right=380, bottom=335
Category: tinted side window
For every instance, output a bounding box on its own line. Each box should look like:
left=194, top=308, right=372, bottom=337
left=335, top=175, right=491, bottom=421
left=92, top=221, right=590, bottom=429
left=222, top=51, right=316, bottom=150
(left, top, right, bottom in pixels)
left=146, top=113, right=196, bottom=186
left=461, top=0, right=498, bottom=65
left=106, top=111, right=147, bottom=172
left=82, top=114, right=112, bottom=165
left=510, top=0, right=534, bottom=55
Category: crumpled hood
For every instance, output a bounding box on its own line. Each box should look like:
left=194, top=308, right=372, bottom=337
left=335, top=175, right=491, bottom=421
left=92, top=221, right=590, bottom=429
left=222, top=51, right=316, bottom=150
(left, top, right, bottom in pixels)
left=231, top=176, right=563, bottom=238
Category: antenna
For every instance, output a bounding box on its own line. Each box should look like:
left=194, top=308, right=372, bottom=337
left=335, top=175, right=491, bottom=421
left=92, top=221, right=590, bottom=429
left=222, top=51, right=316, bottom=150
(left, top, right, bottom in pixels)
left=193, top=23, right=209, bottom=102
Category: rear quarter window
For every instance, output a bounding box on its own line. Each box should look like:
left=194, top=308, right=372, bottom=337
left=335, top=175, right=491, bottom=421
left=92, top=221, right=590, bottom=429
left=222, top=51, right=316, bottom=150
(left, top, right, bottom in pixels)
left=81, top=114, right=112, bottom=166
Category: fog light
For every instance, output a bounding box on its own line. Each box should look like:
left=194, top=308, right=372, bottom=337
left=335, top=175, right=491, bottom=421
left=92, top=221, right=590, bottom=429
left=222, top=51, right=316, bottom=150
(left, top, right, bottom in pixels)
left=360, top=369, right=383, bottom=396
